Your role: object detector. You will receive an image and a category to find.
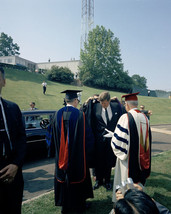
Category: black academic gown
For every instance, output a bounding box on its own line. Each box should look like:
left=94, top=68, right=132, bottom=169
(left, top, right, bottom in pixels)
left=92, top=101, right=122, bottom=183
left=51, top=106, right=93, bottom=211
left=128, top=112, right=151, bottom=185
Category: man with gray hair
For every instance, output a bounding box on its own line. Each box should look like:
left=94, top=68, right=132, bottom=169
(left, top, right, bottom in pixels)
left=50, top=89, right=93, bottom=213
left=111, top=92, right=152, bottom=203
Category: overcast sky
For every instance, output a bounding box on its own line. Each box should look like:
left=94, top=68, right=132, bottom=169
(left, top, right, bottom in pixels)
left=0, top=0, right=171, bottom=91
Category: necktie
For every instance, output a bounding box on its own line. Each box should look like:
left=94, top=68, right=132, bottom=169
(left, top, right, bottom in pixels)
left=105, top=108, right=109, bottom=125
left=0, top=103, right=5, bottom=156
left=0, top=98, right=13, bottom=155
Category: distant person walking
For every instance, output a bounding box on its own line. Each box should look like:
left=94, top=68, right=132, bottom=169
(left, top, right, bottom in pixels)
left=42, top=81, right=47, bottom=95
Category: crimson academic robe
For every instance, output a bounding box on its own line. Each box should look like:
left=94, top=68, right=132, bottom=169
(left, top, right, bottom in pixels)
left=51, top=106, right=93, bottom=210
left=111, top=109, right=151, bottom=202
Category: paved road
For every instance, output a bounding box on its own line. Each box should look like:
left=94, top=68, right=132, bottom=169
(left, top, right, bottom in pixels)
left=22, top=124, right=171, bottom=202
left=150, top=124, right=171, bottom=155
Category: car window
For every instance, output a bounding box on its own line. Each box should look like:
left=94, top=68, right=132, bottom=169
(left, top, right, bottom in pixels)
left=24, top=113, right=54, bottom=129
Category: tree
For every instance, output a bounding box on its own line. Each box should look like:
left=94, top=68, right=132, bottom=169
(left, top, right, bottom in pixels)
left=0, top=32, right=20, bottom=56
left=132, top=74, right=147, bottom=89
left=46, top=65, right=74, bottom=84
left=79, top=25, right=133, bottom=92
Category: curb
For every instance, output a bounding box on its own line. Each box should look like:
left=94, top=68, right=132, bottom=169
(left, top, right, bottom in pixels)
left=22, top=190, right=54, bottom=204
left=151, top=127, right=171, bottom=135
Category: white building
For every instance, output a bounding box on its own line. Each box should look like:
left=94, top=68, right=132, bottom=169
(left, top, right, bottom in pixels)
left=0, top=55, right=36, bottom=71
left=37, top=59, right=81, bottom=77
left=0, top=56, right=81, bottom=77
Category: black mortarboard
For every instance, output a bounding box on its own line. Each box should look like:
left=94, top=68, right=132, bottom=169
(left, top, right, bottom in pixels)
left=61, top=89, right=82, bottom=99
left=122, top=92, right=140, bottom=101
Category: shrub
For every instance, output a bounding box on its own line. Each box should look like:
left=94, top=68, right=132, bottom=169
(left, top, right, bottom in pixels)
left=46, top=65, right=74, bottom=84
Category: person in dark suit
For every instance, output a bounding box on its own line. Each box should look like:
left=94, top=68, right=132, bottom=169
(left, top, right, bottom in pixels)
left=92, top=91, right=123, bottom=190
left=0, top=67, right=26, bottom=214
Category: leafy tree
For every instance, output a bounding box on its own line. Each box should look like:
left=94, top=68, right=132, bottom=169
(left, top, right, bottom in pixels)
left=0, top=32, right=20, bottom=56
left=46, top=65, right=74, bottom=84
left=79, top=25, right=133, bottom=92
left=132, top=74, right=147, bottom=89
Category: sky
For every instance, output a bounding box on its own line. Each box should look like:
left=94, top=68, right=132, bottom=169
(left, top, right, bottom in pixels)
left=0, top=0, right=171, bottom=91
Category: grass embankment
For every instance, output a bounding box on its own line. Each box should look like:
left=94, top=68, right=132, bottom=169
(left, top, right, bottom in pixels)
left=2, top=68, right=171, bottom=125
left=2, top=68, right=170, bottom=212
left=22, top=151, right=171, bottom=214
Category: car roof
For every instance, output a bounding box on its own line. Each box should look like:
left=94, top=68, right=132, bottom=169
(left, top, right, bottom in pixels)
left=22, top=110, right=56, bottom=116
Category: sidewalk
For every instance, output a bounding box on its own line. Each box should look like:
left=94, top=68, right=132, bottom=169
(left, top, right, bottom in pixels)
left=22, top=124, right=171, bottom=204
left=151, top=124, right=171, bottom=135
left=151, top=124, right=171, bottom=156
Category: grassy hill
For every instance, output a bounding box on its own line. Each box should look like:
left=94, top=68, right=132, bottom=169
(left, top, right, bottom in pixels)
left=2, top=68, right=171, bottom=125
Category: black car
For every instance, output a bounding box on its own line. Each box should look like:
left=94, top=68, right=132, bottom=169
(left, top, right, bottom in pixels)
left=22, top=110, right=56, bottom=160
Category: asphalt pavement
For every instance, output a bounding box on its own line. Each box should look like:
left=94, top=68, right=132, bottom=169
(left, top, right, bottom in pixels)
left=22, top=124, right=171, bottom=203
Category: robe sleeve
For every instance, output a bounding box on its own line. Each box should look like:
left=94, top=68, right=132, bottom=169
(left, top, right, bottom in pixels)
left=111, top=113, right=130, bottom=160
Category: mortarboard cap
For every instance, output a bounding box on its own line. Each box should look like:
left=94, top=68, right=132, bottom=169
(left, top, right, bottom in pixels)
left=122, top=92, right=139, bottom=101
left=61, top=89, right=82, bottom=99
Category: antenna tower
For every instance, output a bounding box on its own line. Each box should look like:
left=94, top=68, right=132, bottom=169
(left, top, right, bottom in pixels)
left=80, top=0, right=94, bottom=52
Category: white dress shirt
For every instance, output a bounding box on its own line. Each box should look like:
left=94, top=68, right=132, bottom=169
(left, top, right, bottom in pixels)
left=101, top=104, right=112, bottom=125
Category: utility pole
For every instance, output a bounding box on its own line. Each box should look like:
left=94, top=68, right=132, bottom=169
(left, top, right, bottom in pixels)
left=80, top=0, right=94, bottom=52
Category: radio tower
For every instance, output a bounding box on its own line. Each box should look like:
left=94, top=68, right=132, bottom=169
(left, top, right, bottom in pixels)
left=80, top=0, right=94, bottom=51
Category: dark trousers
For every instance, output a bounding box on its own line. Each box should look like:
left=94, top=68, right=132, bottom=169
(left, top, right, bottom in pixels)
left=0, top=168, right=24, bottom=214
left=43, top=86, right=46, bottom=94
left=95, top=165, right=111, bottom=184
left=95, top=138, right=116, bottom=184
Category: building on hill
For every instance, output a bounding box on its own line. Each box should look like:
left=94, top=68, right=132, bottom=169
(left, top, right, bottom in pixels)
left=132, top=86, right=157, bottom=97
left=132, top=86, right=171, bottom=98
left=37, top=59, right=81, bottom=78
left=0, top=55, right=36, bottom=71
left=155, top=90, right=171, bottom=98
left=0, top=56, right=80, bottom=78
left=0, top=56, right=170, bottom=97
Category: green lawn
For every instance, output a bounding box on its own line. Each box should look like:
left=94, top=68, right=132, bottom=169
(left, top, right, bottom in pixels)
left=22, top=151, right=171, bottom=214
left=2, top=68, right=170, bottom=213
left=2, top=68, right=171, bottom=125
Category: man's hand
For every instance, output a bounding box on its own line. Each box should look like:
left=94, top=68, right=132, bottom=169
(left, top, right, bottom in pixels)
left=133, top=183, right=143, bottom=191
left=0, top=164, right=18, bottom=184
left=85, top=97, right=94, bottom=104
left=103, top=128, right=113, bottom=138
left=116, top=189, right=124, bottom=201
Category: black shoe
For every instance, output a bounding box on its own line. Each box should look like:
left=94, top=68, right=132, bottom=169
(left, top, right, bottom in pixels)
left=85, top=202, right=91, bottom=209
left=77, top=201, right=91, bottom=213
left=61, top=206, right=68, bottom=214
left=105, top=183, right=112, bottom=190
left=93, top=181, right=99, bottom=190
left=93, top=181, right=103, bottom=190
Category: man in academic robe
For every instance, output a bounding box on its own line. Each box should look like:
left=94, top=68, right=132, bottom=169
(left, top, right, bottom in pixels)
left=91, top=91, right=123, bottom=190
left=0, top=66, right=26, bottom=214
left=111, top=92, right=151, bottom=203
left=50, top=90, right=93, bottom=213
